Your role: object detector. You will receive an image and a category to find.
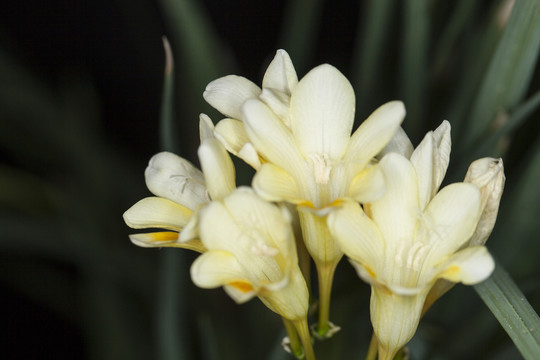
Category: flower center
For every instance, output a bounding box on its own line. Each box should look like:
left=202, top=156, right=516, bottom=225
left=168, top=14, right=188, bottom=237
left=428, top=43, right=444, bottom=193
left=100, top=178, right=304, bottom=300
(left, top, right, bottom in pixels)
left=307, top=153, right=332, bottom=185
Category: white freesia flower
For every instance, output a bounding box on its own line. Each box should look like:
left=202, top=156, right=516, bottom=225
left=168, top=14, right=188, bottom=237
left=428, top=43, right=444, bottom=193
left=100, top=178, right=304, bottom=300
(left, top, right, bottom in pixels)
left=328, top=152, right=496, bottom=359
left=190, top=187, right=309, bottom=321
left=123, top=115, right=236, bottom=250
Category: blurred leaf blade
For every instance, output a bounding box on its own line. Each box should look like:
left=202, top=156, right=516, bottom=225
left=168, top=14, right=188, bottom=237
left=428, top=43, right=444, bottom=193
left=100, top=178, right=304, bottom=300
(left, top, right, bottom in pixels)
left=279, top=0, right=324, bottom=73
left=475, top=261, right=540, bottom=360
left=352, top=0, right=392, bottom=117
left=463, top=0, right=540, bottom=148
left=155, top=38, right=192, bottom=360
left=401, top=0, right=428, bottom=141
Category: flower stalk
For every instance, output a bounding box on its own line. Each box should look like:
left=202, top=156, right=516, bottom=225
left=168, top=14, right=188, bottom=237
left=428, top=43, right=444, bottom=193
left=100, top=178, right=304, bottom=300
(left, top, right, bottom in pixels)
left=293, top=318, right=316, bottom=360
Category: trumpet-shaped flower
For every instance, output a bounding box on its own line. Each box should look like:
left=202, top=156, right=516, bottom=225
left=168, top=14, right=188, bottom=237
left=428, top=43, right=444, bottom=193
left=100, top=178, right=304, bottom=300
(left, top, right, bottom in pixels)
left=190, top=187, right=309, bottom=321
left=123, top=115, right=236, bottom=250
left=328, top=152, right=497, bottom=359
left=244, top=65, right=405, bottom=264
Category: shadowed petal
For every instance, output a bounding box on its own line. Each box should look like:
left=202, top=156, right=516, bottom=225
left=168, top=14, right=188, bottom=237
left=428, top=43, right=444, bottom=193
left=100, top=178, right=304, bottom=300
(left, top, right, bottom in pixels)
left=204, top=75, right=261, bottom=119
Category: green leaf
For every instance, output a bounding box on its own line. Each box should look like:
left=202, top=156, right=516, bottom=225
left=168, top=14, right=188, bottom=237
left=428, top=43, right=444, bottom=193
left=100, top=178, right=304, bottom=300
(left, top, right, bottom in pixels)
left=474, top=260, right=540, bottom=360
left=463, top=0, right=540, bottom=148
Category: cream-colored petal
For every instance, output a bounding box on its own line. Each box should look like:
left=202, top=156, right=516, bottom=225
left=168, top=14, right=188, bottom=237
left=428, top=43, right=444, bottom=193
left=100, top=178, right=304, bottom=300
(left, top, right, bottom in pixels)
left=178, top=211, right=199, bottom=242
left=198, top=189, right=290, bottom=281
left=262, top=49, right=298, bottom=95
left=377, top=126, right=413, bottom=159
left=198, top=138, right=236, bottom=201
left=237, top=143, right=262, bottom=169
left=419, top=183, right=482, bottom=262
left=436, top=246, right=494, bottom=285
left=410, top=132, right=435, bottom=210
left=252, top=163, right=303, bottom=204
left=203, top=75, right=261, bottom=119
left=191, top=250, right=253, bottom=294
left=214, top=118, right=249, bottom=155
left=369, top=153, right=419, bottom=249
left=242, top=98, right=306, bottom=177
left=144, top=152, right=206, bottom=210
left=290, top=64, right=355, bottom=160
left=223, top=187, right=295, bottom=258
left=464, top=157, right=505, bottom=246
left=223, top=283, right=258, bottom=304
left=199, top=113, right=215, bottom=142
left=410, top=121, right=451, bottom=210
left=259, top=88, right=291, bottom=125
left=129, top=231, right=205, bottom=252
left=123, top=197, right=193, bottom=231
left=347, top=164, right=386, bottom=202
left=345, top=101, right=406, bottom=164
left=431, top=120, right=451, bottom=189
left=371, top=287, right=428, bottom=360
left=297, top=206, right=343, bottom=265
left=327, top=201, right=383, bottom=270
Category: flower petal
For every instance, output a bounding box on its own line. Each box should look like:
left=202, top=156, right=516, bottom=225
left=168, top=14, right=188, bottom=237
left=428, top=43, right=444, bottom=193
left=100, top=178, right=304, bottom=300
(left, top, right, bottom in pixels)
left=123, top=197, right=193, bottom=230
left=262, top=49, right=298, bottom=95
left=198, top=138, right=236, bottom=201
left=345, top=101, right=406, bottom=164
left=242, top=98, right=306, bottom=178
left=199, top=113, right=215, bottom=142
left=259, top=88, right=291, bottom=125
left=253, top=163, right=303, bottom=204
left=347, top=164, right=386, bottom=202
left=144, top=152, right=206, bottom=210
left=191, top=250, right=256, bottom=303
left=377, top=126, right=413, bottom=159
left=129, top=231, right=205, bottom=252
left=432, top=120, right=451, bottom=189
left=410, top=121, right=452, bottom=209
left=419, top=183, right=482, bottom=261
left=327, top=200, right=383, bottom=270
left=410, top=132, right=436, bottom=210
left=436, top=246, right=494, bottom=285
left=289, top=64, right=355, bottom=159
left=203, top=75, right=261, bottom=119
left=369, top=153, right=419, bottom=249
left=464, top=157, right=505, bottom=246
left=198, top=188, right=292, bottom=280
left=214, top=118, right=249, bottom=154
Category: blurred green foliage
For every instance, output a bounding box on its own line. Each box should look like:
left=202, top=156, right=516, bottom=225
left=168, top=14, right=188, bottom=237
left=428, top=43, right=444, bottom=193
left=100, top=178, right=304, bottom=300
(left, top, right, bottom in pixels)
left=1, top=0, right=540, bottom=359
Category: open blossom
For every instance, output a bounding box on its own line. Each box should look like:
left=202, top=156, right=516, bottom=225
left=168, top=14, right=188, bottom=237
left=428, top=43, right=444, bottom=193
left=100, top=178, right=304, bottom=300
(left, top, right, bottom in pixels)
left=207, top=56, right=404, bottom=266
left=123, top=115, right=235, bottom=250
left=328, top=122, right=504, bottom=359
left=190, top=187, right=309, bottom=321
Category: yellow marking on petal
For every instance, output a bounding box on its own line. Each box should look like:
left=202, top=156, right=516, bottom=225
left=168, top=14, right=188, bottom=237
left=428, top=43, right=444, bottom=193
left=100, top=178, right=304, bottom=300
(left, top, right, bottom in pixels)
left=439, top=265, right=461, bottom=280
left=149, top=232, right=179, bottom=241
left=364, top=265, right=377, bottom=279
left=229, top=281, right=254, bottom=293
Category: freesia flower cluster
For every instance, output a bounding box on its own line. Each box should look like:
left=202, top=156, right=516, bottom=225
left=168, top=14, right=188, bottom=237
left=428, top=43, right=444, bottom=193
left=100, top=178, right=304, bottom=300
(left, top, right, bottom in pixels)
left=123, top=50, right=505, bottom=359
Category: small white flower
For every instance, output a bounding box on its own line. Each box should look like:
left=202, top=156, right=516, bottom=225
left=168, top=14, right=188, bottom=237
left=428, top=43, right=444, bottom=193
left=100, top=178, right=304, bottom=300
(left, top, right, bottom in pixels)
left=190, top=187, right=309, bottom=321
left=328, top=152, right=498, bottom=359
left=123, top=115, right=236, bottom=250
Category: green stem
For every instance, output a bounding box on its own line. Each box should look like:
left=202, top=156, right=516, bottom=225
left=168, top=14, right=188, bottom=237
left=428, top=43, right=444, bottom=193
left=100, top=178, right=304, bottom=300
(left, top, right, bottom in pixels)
left=365, top=332, right=378, bottom=360
left=283, top=318, right=304, bottom=359
left=315, top=260, right=338, bottom=337
left=293, top=318, right=316, bottom=360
